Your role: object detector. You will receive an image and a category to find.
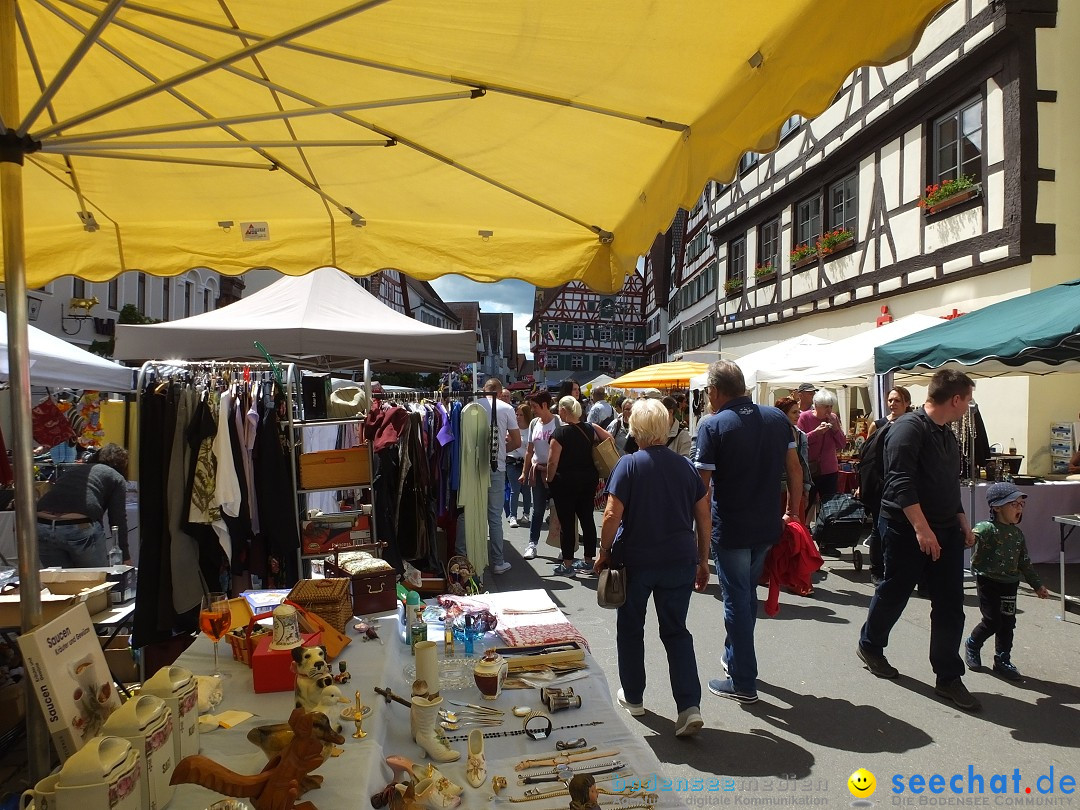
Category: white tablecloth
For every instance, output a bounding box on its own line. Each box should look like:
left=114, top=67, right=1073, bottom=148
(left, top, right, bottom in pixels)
left=166, top=589, right=684, bottom=809
left=961, top=481, right=1080, bottom=564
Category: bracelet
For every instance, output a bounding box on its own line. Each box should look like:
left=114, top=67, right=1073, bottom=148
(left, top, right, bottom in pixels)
left=523, top=711, right=554, bottom=740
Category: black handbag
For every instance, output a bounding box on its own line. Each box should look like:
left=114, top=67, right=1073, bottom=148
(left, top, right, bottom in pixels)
left=596, top=566, right=626, bottom=608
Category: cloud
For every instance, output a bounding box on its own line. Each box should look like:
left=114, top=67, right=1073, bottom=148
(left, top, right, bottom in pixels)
left=430, top=275, right=536, bottom=358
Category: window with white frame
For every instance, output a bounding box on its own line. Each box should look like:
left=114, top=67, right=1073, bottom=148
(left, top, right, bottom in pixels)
left=598, top=326, right=612, bottom=343
left=203, top=288, right=213, bottom=312
left=758, top=218, right=781, bottom=270
left=183, top=281, right=192, bottom=318
left=572, top=324, right=585, bottom=341
left=546, top=354, right=559, bottom=370
left=795, top=194, right=822, bottom=249
left=780, top=115, right=805, bottom=140
left=571, top=355, right=584, bottom=369
left=729, top=237, right=746, bottom=284
left=738, top=153, right=760, bottom=174
left=597, top=356, right=613, bottom=370
left=933, top=97, right=983, bottom=186
left=829, top=174, right=858, bottom=234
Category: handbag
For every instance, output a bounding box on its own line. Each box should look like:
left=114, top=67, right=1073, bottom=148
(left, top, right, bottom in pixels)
left=576, top=423, right=618, bottom=479
left=596, top=566, right=626, bottom=609
left=31, top=397, right=76, bottom=448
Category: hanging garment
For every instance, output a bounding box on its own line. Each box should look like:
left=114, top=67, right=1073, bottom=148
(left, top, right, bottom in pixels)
left=213, top=388, right=242, bottom=519
left=253, top=394, right=301, bottom=587
left=169, top=388, right=205, bottom=615
left=458, top=402, right=491, bottom=569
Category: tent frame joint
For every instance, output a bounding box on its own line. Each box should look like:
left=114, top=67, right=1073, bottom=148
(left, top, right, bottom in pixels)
left=0, top=130, right=41, bottom=165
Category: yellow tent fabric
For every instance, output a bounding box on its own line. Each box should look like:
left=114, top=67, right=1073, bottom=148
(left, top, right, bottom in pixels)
left=4, top=0, right=950, bottom=293
left=608, top=361, right=709, bottom=390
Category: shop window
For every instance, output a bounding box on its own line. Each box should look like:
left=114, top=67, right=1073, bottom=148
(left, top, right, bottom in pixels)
left=933, top=96, right=983, bottom=186
left=829, top=173, right=858, bottom=235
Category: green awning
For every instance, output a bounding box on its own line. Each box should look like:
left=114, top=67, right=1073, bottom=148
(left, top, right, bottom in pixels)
left=874, top=280, right=1080, bottom=377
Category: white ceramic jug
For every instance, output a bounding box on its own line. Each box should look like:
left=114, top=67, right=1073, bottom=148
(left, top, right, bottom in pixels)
left=20, top=772, right=59, bottom=810
left=102, top=694, right=175, bottom=810
left=142, top=665, right=199, bottom=763
left=55, top=735, right=141, bottom=810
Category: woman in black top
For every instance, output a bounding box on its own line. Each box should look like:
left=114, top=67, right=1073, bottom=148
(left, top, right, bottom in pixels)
left=545, top=396, right=612, bottom=577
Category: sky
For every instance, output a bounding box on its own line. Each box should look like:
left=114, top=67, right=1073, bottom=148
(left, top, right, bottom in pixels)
left=429, top=275, right=536, bottom=360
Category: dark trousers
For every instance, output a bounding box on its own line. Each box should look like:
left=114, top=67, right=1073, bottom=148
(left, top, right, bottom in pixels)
left=969, top=576, right=1018, bottom=655
left=859, top=515, right=966, bottom=682
left=550, top=474, right=598, bottom=560
left=617, top=562, right=701, bottom=712
left=867, top=518, right=883, bottom=577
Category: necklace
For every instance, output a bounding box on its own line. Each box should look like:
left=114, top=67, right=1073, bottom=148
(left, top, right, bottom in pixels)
left=442, top=719, right=603, bottom=743
left=518, top=760, right=625, bottom=785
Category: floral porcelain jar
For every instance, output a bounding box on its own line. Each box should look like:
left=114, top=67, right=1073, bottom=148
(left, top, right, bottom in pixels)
left=472, top=650, right=508, bottom=701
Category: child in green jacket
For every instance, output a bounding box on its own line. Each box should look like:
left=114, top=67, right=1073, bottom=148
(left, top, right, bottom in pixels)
left=964, top=483, right=1049, bottom=681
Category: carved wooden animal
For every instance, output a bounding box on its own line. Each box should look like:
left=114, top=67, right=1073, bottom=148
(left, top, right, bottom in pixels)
left=172, top=708, right=344, bottom=810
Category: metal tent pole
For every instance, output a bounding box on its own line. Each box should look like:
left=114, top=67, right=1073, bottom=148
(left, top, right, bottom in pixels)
left=0, top=0, right=52, bottom=780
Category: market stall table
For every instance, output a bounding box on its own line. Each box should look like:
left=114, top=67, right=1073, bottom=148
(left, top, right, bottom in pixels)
left=1052, top=514, right=1080, bottom=622
left=164, top=589, right=685, bottom=809
left=960, top=481, right=1080, bottom=564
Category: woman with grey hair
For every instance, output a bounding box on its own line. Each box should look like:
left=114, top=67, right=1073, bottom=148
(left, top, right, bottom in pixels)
left=594, top=399, right=709, bottom=737
left=796, top=389, right=846, bottom=509
left=545, top=396, right=612, bottom=577
left=36, top=442, right=130, bottom=567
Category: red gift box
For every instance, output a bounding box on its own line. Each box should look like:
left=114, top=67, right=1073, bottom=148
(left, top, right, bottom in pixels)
left=251, top=631, right=322, bottom=693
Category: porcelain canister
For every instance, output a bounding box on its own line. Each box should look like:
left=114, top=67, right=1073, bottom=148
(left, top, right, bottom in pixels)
left=472, top=650, right=508, bottom=701
left=55, top=735, right=142, bottom=810
left=101, top=694, right=175, bottom=810
left=141, top=665, right=199, bottom=763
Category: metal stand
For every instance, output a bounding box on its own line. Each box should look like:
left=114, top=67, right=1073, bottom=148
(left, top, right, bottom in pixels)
left=1051, top=514, right=1080, bottom=621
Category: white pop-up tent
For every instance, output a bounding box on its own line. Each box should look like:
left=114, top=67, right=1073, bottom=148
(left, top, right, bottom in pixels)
left=113, top=267, right=477, bottom=370
left=0, top=310, right=135, bottom=392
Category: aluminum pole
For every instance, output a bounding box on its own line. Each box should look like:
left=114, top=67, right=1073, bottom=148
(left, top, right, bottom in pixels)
left=0, top=0, right=52, bottom=780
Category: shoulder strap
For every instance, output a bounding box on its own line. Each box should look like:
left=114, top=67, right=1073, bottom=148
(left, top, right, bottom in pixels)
left=574, top=422, right=597, bottom=445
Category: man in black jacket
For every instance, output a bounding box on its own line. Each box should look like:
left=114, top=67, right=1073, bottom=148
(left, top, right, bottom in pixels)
left=857, top=369, right=980, bottom=711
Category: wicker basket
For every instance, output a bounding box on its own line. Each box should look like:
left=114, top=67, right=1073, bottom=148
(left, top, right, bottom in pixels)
left=226, top=618, right=272, bottom=667
left=287, top=578, right=353, bottom=632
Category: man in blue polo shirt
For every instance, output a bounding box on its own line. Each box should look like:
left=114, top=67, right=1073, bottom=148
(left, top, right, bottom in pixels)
left=695, top=361, right=802, bottom=703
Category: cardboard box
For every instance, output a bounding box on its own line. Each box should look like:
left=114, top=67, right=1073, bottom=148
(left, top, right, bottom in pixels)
left=16, top=602, right=123, bottom=761
left=100, top=633, right=139, bottom=684
left=1050, top=422, right=1075, bottom=439
left=1052, top=458, right=1070, bottom=474
left=299, top=447, right=371, bottom=489
left=0, top=680, right=26, bottom=738
left=79, top=566, right=137, bottom=605
left=301, top=514, right=372, bottom=555
left=252, top=631, right=321, bottom=693
left=0, top=570, right=114, bottom=626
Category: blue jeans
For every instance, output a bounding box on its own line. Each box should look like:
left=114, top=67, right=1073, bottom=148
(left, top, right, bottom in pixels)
left=38, top=522, right=106, bottom=567
left=617, top=562, right=701, bottom=712
left=504, top=460, right=531, bottom=518
left=712, top=542, right=771, bottom=693
left=529, top=479, right=550, bottom=547
left=456, top=469, right=508, bottom=566
left=859, top=515, right=966, bottom=681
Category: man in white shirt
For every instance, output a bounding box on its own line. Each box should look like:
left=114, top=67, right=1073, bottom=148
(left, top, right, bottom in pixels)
left=520, top=391, right=561, bottom=559
left=586, top=387, right=615, bottom=426
left=466, top=378, right=521, bottom=574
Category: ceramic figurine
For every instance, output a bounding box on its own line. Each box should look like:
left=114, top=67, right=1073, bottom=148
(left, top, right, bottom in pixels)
left=197, top=674, right=224, bottom=713
left=176, top=708, right=344, bottom=809
left=472, top=649, right=508, bottom=701
left=568, top=774, right=600, bottom=810
left=292, top=645, right=333, bottom=712
left=409, top=681, right=460, bottom=763
left=465, top=729, right=486, bottom=788
left=334, top=660, right=351, bottom=684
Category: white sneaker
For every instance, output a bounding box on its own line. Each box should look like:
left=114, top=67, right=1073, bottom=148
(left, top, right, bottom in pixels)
left=617, top=688, right=645, bottom=717
left=492, top=561, right=512, bottom=575
left=508, top=516, right=519, bottom=529
left=523, top=545, right=537, bottom=560
left=675, top=707, right=703, bottom=737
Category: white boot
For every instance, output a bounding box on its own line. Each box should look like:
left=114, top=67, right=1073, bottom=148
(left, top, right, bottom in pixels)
left=465, top=728, right=486, bottom=788
left=411, top=694, right=460, bottom=763
left=414, top=776, right=462, bottom=809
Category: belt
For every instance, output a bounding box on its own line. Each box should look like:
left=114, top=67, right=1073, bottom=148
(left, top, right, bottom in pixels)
left=37, top=516, right=92, bottom=527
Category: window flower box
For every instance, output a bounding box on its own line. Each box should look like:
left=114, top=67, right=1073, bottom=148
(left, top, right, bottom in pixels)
left=792, top=253, right=817, bottom=271
left=723, top=279, right=743, bottom=297
left=816, top=229, right=855, bottom=257
left=919, top=177, right=981, bottom=216
left=753, top=263, right=776, bottom=284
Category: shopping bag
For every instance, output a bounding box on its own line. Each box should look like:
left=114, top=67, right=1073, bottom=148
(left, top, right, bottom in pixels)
left=31, top=397, right=76, bottom=448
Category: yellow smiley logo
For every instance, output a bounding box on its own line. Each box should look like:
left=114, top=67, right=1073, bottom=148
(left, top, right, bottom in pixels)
left=848, top=768, right=876, bottom=798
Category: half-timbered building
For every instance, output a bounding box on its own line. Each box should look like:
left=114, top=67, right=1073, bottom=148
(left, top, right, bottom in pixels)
left=529, top=275, right=649, bottom=388
left=704, top=0, right=1074, bottom=474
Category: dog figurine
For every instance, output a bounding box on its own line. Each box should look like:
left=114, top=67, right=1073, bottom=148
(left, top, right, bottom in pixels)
left=292, top=645, right=332, bottom=713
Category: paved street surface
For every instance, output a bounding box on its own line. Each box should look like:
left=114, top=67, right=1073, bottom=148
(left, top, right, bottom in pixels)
left=489, top=516, right=1080, bottom=807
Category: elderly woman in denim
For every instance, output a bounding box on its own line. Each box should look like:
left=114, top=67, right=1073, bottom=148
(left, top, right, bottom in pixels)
left=796, top=389, right=846, bottom=511
left=593, top=399, right=710, bottom=738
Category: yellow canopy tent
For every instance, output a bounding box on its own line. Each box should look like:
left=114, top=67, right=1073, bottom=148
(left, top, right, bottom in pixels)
left=608, top=361, right=709, bottom=390
left=1, top=3, right=951, bottom=764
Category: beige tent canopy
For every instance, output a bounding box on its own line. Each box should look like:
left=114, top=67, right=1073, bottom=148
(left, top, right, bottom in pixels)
left=113, top=267, right=476, bottom=370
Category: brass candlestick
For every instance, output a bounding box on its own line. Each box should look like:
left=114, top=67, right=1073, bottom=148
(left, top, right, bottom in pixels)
left=352, top=690, right=368, bottom=739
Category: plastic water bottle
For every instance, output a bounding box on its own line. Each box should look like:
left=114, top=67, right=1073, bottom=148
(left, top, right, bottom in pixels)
left=107, top=525, right=123, bottom=566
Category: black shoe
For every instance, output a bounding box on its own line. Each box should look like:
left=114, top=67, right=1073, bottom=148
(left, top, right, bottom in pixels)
left=934, top=677, right=982, bottom=711
left=857, top=645, right=899, bottom=679
left=964, top=637, right=982, bottom=670
left=993, top=654, right=1023, bottom=682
